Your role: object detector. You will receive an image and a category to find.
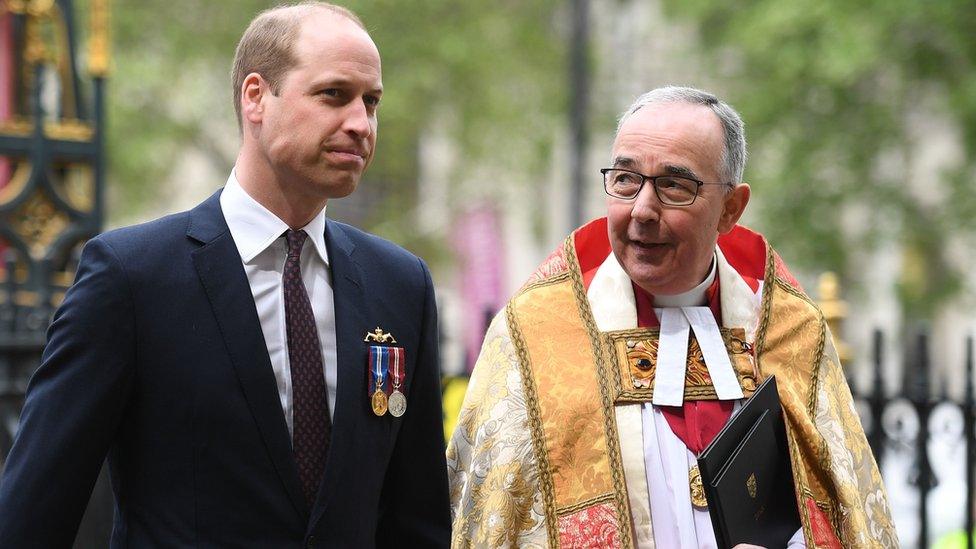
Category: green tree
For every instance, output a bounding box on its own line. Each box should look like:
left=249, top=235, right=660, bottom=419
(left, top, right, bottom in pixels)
left=93, top=0, right=565, bottom=262
left=660, top=0, right=976, bottom=316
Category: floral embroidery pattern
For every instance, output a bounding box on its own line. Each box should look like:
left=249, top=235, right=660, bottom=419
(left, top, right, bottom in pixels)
left=557, top=503, right=621, bottom=549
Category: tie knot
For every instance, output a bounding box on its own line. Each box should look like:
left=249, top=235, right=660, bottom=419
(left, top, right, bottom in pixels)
left=285, top=229, right=308, bottom=258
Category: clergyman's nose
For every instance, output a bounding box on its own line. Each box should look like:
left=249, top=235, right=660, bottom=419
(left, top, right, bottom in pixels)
left=630, top=184, right=661, bottom=223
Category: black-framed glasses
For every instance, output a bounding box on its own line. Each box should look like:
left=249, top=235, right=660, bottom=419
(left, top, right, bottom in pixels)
left=600, top=168, right=733, bottom=206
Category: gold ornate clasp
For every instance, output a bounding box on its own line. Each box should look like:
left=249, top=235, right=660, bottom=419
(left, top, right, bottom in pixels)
left=690, top=465, right=708, bottom=508
left=364, top=327, right=397, bottom=344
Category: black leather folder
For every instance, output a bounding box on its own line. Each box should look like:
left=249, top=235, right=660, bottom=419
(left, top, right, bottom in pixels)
left=697, top=375, right=801, bottom=549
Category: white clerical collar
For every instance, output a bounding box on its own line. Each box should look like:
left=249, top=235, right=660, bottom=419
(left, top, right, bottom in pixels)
left=587, top=251, right=743, bottom=405
left=220, top=170, right=329, bottom=266
left=652, top=255, right=716, bottom=307
left=651, top=255, right=741, bottom=405
left=652, top=305, right=743, bottom=405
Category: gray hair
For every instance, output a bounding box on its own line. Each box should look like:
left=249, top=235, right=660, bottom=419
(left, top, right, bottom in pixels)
left=615, top=86, right=747, bottom=184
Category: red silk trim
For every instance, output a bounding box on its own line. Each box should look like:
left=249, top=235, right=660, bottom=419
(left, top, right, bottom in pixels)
left=716, top=225, right=767, bottom=284
left=806, top=497, right=842, bottom=548
left=571, top=219, right=773, bottom=295
left=573, top=218, right=611, bottom=291
left=557, top=502, right=623, bottom=548
left=773, top=249, right=804, bottom=292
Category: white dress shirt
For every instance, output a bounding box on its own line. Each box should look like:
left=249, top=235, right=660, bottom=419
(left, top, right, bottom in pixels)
left=641, top=258, right=726, bottom=547
left=220, top=172, right=338, bottom=437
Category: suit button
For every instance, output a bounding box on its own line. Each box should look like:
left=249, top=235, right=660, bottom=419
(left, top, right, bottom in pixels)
left=306, top=536, right=316, bottom=548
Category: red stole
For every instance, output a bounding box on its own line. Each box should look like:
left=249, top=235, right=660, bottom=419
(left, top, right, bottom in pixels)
left=633, top=279, right=734, bottom=455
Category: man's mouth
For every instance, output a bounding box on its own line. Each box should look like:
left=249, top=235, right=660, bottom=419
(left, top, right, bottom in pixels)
left=325, top=148, right=367, bottom=166
left=329, top=147, right=366, bottom=157
left=631, top=239, right=669, bottom=248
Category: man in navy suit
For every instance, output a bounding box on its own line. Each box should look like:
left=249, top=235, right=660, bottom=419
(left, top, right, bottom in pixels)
left=0, top=3, right=450, bottom=547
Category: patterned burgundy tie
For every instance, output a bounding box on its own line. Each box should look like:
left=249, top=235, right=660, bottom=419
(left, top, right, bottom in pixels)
left=283, top=229, right=331, bottom=507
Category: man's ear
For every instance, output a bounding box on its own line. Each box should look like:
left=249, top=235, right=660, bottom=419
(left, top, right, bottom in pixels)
left=718, top=183, right=750, bottom=234
left=240, top=72, right=268, bottom=125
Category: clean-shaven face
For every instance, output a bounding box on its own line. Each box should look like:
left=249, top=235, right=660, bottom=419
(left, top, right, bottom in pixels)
left=257, top=12, right=383, bottom=201
left=607, top=102, right=747, bottom=296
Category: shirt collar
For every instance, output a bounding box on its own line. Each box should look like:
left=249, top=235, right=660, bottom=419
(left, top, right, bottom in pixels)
left=220, top=171, right=330, bottom=266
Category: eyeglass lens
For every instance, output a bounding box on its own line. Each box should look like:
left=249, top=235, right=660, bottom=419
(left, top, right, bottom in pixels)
left=604, top=169, right=698, bottom=205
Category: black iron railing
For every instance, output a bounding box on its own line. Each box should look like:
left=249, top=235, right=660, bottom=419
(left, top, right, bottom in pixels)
left=856, top=330, right=976, bottom=548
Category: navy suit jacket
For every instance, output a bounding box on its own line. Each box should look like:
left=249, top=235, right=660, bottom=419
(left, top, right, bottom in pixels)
left=0, top=191, right=451, bottom=547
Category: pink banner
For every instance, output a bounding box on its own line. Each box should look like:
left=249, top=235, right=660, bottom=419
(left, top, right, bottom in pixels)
left=453, top=205, right=505, bottom=373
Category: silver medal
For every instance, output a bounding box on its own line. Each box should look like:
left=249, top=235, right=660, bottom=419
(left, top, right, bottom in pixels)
left=388, top=389, right=407, bottom=417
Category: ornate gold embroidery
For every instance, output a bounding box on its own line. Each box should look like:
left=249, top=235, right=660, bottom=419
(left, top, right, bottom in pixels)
left=758, top=274, right=895, bottom=547
left=774, top=277, right=827, bottom=418
left=522, top=246, right=570, bottom=290
left=753, top=241, right=777, bottom=363
left=456, top=338, right=510, bottom=441
left=556, top=493, right=616, bottom=516
left=513, top=281, right=612, bottom=507
left=466, top=224, right=896, bottom=548
left=564, top=236, right=634, bottom=548
left=471, top=461, right=538, bottom=547
left=506, top=301, right=560, bottom=548
left=606, top=327, right=757, bottom=404
left=493, top=236, right=636, bottom=549
left=448, top=313, right=548, bottom=549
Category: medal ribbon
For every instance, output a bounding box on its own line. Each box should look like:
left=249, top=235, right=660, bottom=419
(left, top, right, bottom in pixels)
left=391, top=348, right=405, bottom=389
left=368, top=346, right=389, bottom=395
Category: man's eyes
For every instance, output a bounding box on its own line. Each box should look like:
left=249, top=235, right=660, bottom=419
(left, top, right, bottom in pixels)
left=316, top=89, right=380, bottom=109
left=614, top=173, right=641, bottom=185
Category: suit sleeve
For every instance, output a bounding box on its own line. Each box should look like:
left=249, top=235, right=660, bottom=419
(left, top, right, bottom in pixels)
left=375, top=258, right=451, bottom=548
left=0, top=237, right=136, bottom=547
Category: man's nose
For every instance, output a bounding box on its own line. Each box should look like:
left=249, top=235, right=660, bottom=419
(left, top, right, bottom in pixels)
left=343, top=100, right=373, bottom=138
left=630, top=183, right=661, bottom=222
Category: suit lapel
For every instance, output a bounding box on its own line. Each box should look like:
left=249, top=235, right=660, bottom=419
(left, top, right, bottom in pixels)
left=311, top=220, right=369, bottom=524
left=188, top=191, right=309, bottom=520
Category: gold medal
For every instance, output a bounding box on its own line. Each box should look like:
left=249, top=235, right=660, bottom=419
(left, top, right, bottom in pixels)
left=371, top=387, right=388, bottom=416
left=689, top=465, right=708, bottom=508
left=388, top=389, right=407, bottom=417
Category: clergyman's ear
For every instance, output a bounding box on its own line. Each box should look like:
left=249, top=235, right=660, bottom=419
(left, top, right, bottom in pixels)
left=718, top=183, right=750, bottom=234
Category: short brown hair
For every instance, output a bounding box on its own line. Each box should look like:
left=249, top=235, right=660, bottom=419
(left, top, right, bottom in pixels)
left=231, top=2, right=365, bottom=130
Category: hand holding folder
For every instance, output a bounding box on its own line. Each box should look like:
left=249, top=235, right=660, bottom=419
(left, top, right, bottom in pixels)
left=697, top=375, right=801, bottom=549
